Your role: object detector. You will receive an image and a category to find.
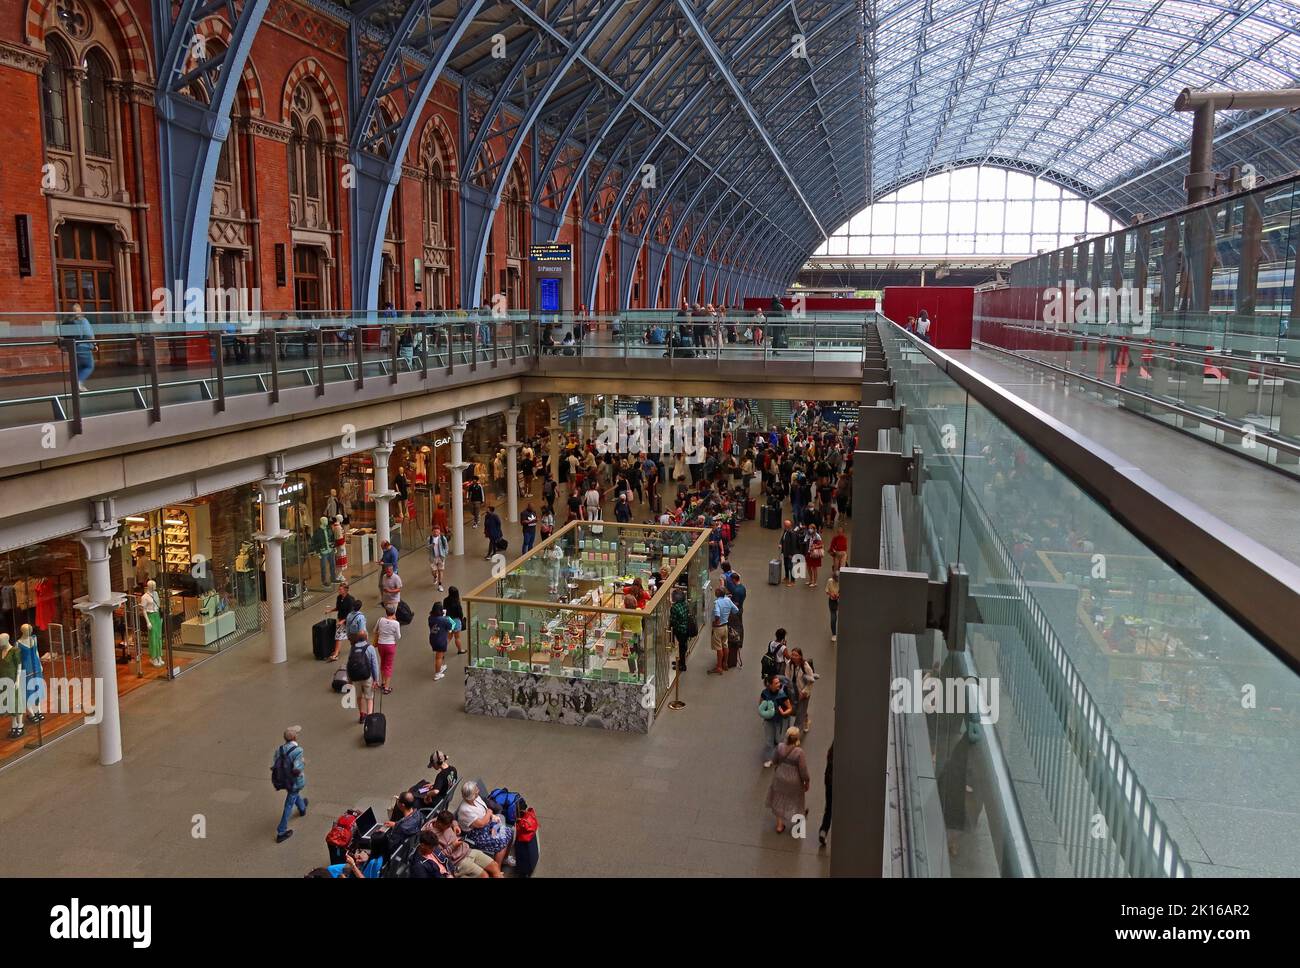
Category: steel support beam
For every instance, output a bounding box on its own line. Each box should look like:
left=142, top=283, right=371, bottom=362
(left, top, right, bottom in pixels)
left=153, top=0, right=271, bottom=308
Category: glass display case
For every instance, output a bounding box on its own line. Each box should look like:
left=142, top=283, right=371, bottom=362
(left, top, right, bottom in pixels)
left=464, top=520, right=710, bottom=732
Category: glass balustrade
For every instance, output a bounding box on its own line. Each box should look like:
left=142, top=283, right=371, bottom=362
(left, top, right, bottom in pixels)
left=877, top=320, right=1300, bottom=878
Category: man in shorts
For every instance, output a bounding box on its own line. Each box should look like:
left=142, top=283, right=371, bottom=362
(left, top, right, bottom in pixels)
left=709, top=586, right=737, bottom=676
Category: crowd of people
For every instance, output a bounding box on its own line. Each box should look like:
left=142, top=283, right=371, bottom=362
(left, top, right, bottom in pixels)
left=272, top=391, right=855, bottom=868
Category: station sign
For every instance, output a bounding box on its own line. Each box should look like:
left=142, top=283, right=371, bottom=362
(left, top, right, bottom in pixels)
left=529, top=243, right=572, bottom=263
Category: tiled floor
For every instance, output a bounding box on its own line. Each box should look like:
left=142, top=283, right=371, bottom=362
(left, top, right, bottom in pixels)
left=0, top=488, right=834, bottom=878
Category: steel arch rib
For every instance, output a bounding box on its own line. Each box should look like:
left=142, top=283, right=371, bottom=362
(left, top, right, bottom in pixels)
left=459, top=0, right=655, bottom=306
left=348, top=0, right=487, bottom=312
left=152, top=0, right=271, bottom=308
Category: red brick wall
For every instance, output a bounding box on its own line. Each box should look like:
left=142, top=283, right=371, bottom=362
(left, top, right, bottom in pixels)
left=6, top=1, right=737, bottom=318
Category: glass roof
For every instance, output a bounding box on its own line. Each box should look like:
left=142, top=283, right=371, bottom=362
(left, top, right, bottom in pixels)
left=343, top=0, right=1300, bottom=275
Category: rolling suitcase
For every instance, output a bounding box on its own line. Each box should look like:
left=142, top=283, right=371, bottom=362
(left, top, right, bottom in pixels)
left=312, top=618, right=335, bottom=660
left=364, top=690, right=386, bottom=747
left=745, top=497, right=757, bottom=520
left=761, top=505, right=781, bottom=529
left=331, top=666, right=349, bottom=693
left=768, top=558, right=782, bottom=585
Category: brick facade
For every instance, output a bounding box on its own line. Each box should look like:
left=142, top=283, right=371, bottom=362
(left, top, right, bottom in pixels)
left=0, top=0, right=676, bottom=320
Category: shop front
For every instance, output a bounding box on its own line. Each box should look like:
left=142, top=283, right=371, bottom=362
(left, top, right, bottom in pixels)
left=464, top=520, right=709, bottom=732
left=118, top=483, right=263, bottom=670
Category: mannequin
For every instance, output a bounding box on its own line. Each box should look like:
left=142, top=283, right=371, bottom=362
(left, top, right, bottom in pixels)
left=314, top=516, right=336, bottom=587
left=393, top=468, right=410, bottom=522
left=325, top=489, right=342, bottom=523
left=1, top=633, right=21, bottom=738
left=414, top=447, right=429, bottom=485
left=199, top=587, right=222, bottom=619
left=332, top=515, right=349, bottom=579
left=235, top=541, right=257, bottom=604
left=16, top=624, right=48, bottom=727
left=140, top=580, right=164, bottom=667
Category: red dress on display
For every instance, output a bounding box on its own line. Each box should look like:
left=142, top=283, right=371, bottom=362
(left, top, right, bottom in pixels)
left=34, top=579, right=56, bottom=630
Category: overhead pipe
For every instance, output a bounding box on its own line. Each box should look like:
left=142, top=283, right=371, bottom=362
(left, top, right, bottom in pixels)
left=1174, top=87, right=1300, bottom=205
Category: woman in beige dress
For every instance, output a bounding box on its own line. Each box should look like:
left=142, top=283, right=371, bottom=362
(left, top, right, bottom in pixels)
left=765, top=726, right=810, bottom=834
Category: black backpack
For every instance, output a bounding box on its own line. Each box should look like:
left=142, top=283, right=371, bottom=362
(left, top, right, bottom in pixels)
left=271, top=744, right=297, bottom=791
left=346, top=642, right=372, bottom=681
left=761, top=642, right=785, bottom=680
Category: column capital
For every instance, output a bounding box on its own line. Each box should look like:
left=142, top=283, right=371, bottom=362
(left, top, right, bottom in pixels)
left=506, top=405, right=521, bottom=421
left=77, top=515, right=119, bottom=559
left=450, top=422, right=467, bottom=441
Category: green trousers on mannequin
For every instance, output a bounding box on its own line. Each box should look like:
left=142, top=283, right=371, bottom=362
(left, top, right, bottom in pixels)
left=148, top=611, right=163, bottom=661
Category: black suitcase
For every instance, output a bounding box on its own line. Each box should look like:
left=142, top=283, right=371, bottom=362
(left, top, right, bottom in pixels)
left=312, top=618, right=335, bottom=660
left=761, top=505, right=781, bottom=529
left=364, top=712, right=387, bottom=746
left=331, top=667, right=349, bottom=693
left=364, top=687, right=386, bottom=746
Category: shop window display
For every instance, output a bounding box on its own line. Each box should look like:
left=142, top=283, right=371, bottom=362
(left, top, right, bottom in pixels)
left=464, top=521, right=709, bottom=733
left=0, top=541, right=89, bottom=764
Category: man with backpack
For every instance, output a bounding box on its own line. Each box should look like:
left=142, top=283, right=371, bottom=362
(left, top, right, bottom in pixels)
left=346, top=632, right=381, bottom=725
left=762, top=628, right=790, bottom=680
left=271, top=725, right=307, bottom=843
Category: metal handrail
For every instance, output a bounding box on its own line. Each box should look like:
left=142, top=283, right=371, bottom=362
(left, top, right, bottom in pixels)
left=981, top=320, right=1300, bottom=373
left=973, top=338, right=1300, bottom=460
left=882, top=316, right=1300, bottom=666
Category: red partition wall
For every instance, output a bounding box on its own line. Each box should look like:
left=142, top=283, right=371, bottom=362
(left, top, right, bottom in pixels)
left=881, top=286, right=973, bottom=350
left=741, top=296, right=876, bottom=312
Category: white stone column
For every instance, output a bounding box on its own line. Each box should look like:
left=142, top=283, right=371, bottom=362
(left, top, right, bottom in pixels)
left=548, top=396, right=562, bottom=481
left=371, top=431, right=396, bottom=546
left=505, top=405, right=521, bottom=523
left=258, top=463, right=291, bottom=664
left=581, top=394, right=596, bottom=445
left=76, top=499, right=125, bottom=766
left=652, top=396, right=660, bottom=421
left=449, top=421, right=468, bottom=557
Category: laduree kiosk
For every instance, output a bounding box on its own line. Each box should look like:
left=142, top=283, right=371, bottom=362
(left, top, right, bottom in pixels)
left=464, top=520, right=710, bottom=732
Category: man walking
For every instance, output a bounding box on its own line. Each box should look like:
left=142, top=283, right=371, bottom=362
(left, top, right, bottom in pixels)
left=272, top=725, right=308, bottom=843
left=483, top=505, right=503, bottom=560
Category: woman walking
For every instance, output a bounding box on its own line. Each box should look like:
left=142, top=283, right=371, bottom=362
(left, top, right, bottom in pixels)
left=787, top=647, right=818, bottom=733
left=759, top=673, right=794, bottom=767
left=766, top=726, right=810, bottom=834
left=805, top=525, right=824, bottom=587
left=443, top=586, right=466, bottom=655
left=374, top=603, right=401, bottom=695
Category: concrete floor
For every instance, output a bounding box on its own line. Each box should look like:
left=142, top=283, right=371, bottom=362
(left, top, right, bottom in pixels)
left=0, top=487, right=834, bottom=877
